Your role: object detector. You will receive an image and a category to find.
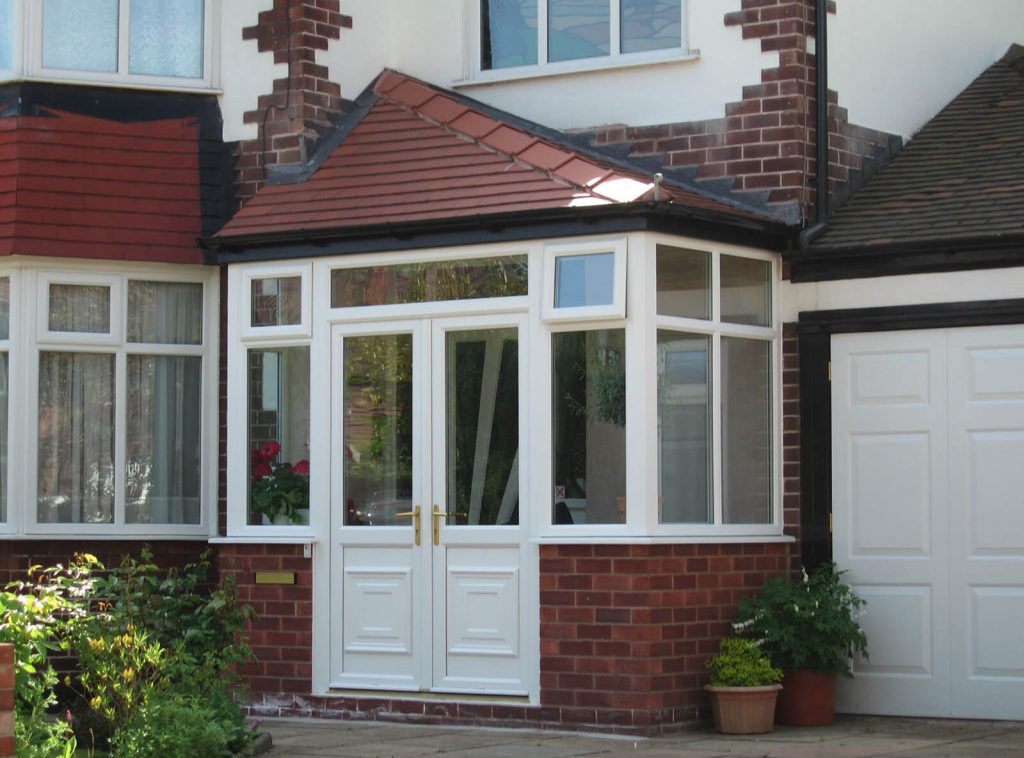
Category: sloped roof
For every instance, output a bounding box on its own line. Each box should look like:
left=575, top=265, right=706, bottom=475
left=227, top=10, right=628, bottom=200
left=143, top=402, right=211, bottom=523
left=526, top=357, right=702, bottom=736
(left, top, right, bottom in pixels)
left=217, top=70, right=776, bottom=242
left=0, top=109, right=203, bottom=263
left=813, top=45, right=1024, bottom=250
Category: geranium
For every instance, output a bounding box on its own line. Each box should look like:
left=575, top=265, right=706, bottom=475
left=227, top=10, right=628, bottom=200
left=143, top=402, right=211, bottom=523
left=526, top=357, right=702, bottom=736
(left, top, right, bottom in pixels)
left=250, top=442, right=309, bottom=524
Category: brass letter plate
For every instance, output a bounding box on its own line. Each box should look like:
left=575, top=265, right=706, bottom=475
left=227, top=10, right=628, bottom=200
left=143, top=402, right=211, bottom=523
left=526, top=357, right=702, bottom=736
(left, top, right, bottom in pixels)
left=254, top=571, right=296, bottom=585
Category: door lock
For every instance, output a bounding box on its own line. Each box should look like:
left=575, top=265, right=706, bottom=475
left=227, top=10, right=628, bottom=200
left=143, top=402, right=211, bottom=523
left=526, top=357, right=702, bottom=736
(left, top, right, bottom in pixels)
left=396, top=505, right=421, bottom=545
left=431, top=504, right=467, bottom=545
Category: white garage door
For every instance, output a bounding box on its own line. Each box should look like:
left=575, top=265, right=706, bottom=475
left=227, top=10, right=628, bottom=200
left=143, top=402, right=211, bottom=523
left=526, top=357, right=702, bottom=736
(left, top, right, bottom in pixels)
left=832, top=325, right=1024, bottom=720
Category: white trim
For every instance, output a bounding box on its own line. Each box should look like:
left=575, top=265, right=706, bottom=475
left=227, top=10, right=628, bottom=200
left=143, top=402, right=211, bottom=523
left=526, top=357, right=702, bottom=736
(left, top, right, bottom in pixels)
left=542, top=237, right=627, bottom=322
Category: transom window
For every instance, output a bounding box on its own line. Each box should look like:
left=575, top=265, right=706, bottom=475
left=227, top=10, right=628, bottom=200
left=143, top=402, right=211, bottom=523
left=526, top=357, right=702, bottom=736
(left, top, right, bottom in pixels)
left=480, top=0, right=684, bottom=72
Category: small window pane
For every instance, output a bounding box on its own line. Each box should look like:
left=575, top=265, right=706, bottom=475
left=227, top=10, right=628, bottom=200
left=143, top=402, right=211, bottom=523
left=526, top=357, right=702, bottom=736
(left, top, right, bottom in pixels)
left=554, top=252, right=614, bottom=308
left=126, top=355, right=202, bottom=524
left=0, top=353, right=7, bottom=523
left=37, top=352, right=115, bottom=524
left=656, top=245, right=709, bottom=320
left=552, top=329, right=625, bottom=525
left=548, top=0, right=609, bottom=62
left=722, top=337, right=771, bottom=524
left=248, top=347, right=310, bottom=525
left=331, top=256, right=528, bottom=308
left=658, top=331, right=710, bottom=523
left=0, top=277, right=9, bottom=340
left=42, top=0, right=118, bottom=73
left=49, top=284, right=111, bottom=333
left=0, top=0, right=13, bottom=70
left=482, top=0, right=537, bottom=69
left=251, top=276, right=302, bottom=327
left=621, top=0, right=681, bottom=53
left=128, top=281, right=203, bottom=344
left=721, top=254, right=771, bottom=326
left=129, top=0, right=204, bottom=78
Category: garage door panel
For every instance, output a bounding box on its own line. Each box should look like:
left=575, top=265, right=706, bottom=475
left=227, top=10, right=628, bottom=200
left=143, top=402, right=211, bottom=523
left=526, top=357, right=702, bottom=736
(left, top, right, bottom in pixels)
left=969, top=587, right=1024, bottom=678
left=851, top=585, right=934, bottom=677
left=966, top=432, right=1024, bottom=555
left=848, top=350, right=932, bottom=406
left=964, top=345, right=1024, bottom=401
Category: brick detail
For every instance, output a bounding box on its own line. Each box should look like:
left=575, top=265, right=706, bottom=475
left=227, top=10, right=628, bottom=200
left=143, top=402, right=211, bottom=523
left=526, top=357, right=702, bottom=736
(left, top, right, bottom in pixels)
left=236, top=0, right=352, bottom=204
left=589, top=0, right=892, bottom=219
left=0, top=644, right=13, bottom=758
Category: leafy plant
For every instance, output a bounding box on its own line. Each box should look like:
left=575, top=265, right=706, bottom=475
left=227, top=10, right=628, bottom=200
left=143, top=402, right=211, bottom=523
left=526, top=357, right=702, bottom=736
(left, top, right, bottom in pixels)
left=250, top=440, right=310, bottom=523
left=734, top=562, right=869, bottom=677
left=706, top=637, right=783, bottom=687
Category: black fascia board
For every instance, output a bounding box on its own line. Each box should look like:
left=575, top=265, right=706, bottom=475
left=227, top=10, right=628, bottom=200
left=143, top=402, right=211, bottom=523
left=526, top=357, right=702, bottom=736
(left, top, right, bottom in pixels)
left=201, top=202, right=795, bottom=264
left=785, top=233, right=1024, bottom=282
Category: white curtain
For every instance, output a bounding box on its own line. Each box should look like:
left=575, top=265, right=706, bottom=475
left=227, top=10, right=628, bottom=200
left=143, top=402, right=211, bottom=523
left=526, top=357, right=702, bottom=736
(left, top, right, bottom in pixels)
left=48, top=283, right=110, bottom=333
left=129, top=0, right=204, bottom=78
left=0, top=0, right=13, bottom=70
left=42, top=0, right=118, bottom=73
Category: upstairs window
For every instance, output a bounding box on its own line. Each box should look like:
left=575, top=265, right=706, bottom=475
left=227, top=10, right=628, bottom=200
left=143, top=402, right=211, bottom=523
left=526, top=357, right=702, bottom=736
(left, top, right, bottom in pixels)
left=481, top=0, right=684, bottom=71
left=0, top=0, right=13, bottom=72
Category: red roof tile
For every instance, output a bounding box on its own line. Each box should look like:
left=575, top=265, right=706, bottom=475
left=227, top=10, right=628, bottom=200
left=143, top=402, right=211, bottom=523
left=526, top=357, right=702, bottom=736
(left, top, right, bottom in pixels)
left=0, top=110, right=203, bottom=263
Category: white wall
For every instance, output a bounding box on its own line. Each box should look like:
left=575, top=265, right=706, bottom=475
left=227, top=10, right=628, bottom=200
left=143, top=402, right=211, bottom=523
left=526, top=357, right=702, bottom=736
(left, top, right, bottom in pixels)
left=219, top=0, right=280, bottom=142
left=829, top=0, right=1024, bottom=140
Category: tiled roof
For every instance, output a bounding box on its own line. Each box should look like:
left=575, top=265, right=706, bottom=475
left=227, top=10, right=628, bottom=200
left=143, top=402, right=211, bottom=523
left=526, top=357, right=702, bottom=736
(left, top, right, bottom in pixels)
left=813, top=45, right=1024, bottom=250
left=218, top=71, right=773, bottom=240
left=0, top=109, right=203, bottom=263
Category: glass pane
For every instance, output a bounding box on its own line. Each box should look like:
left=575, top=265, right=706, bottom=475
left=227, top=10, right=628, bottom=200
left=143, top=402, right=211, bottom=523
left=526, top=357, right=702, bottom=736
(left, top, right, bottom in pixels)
left=552, top=329, right=625, bottom=525
left=657, top=331, right=710, bottom=523
left=126, top=355, right=201, bottom=524
left=0, top=0, right=13, bottom=70
left=343, top=335, right=413, bottom=526
left=37, top=352, right=115, bottom=524
left=721, top=254, right=771, bottom=326
left=548, top=0, right=609, bottom=62
left=128, top=281, right=203, bottom=344
left=656, top=245, right=709, bottom=319
left=129, top=0, right=204, bottom=78
left=722, top=337, right=771, bottom=524
left=0, top=354, right=6, bottom=523
left=42, top=0, right=118, bottom=73
left=49, top=283, right=111, bottom=333
left=621, top=0, right=681, bottom=53
left=0, top=277, right=9, bottom=339
left=248, top=347, right=310, bottom=525
left=331, top=256, right=527, bottom=308
left=554, top=252, right=614, bottom=308
left=251, top=276, right=302, bottom=327
left=447, top=329, right=519, bottom=527
left=481, top=0, right=537, bottom=69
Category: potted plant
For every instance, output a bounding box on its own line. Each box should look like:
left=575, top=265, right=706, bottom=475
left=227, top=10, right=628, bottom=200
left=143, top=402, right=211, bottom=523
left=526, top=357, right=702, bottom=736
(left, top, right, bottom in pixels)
left=250, top=441, right=310, bottom=525
left=705, top=637, right=783, bottom=734
left=734, top=562, right=868, bottom=726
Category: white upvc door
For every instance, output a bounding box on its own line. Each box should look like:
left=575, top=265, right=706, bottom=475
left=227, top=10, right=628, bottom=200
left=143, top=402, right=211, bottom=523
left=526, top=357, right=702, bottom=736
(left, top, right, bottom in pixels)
left=833, top=326, right=1024, bottom=720
left=329, top=315, right=528, bottom=696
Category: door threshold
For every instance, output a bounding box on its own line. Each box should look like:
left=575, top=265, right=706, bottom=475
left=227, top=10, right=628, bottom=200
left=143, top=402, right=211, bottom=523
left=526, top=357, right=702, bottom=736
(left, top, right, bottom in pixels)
left=326, top=688, right=530, bottom=704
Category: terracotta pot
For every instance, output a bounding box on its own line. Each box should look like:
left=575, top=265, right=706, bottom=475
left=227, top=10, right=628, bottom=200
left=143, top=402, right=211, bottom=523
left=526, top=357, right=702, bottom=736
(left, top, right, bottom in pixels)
left=705, top=684, right=782, bottom=734
left=774, top=669, right=837, bottom=726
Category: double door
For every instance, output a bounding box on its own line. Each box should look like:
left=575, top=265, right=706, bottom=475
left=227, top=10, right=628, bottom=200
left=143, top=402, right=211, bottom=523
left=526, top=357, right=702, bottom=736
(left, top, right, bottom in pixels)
left=329, top=315, right=527, bottom=695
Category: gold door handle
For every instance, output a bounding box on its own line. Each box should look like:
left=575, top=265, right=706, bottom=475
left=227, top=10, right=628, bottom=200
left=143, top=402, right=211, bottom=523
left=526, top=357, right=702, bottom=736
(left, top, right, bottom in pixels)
left=431, top=504, right=468, bottom=545
left=396, top=505, right=421, bottom=545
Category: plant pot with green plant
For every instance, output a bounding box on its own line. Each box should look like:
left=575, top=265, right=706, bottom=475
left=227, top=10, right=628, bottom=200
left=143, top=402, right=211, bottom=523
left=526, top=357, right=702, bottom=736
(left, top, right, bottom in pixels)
left=704, top=637, right=783, bottom=734
left=734, top=562, right=868, bottom=726
left=250, top=441, right=310, bottom=525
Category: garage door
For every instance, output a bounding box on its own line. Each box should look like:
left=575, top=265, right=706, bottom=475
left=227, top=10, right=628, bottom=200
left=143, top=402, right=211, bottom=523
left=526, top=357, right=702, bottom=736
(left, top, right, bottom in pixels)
left=831, top=325, right=1024, bottom=720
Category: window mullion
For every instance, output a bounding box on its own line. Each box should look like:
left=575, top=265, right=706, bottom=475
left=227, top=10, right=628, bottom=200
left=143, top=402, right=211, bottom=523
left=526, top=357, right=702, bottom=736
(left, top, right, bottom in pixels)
left=711, top=330, right=723, bottom=527
left=538, top=0, right=549, bottom=65
left=610, top=0, right=621, bottom=56
left=118, top=0, right=131, bottom=78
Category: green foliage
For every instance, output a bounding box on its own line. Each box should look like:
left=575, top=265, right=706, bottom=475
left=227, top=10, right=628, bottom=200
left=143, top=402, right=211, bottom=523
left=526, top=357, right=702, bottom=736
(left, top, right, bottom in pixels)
left=706, top=637, right=783, bottom=687
left=734, top=562, right=869, bottom=677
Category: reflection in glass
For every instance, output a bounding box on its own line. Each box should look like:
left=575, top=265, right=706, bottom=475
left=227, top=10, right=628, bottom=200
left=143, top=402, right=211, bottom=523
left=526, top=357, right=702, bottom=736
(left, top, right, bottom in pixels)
left=42, top=0, right=118, bottom=72
left=621, top=0, right=681, bottom=53
left=49, top=284, right=111, bottom=333
left=552, top=329, right=625, bottom=525
left=248, top=347, right=310, bottom=525
left=657, top=331, right=710, bottom=523
left=722, top=337, right=771, bottom=524
left=332, top=256, right=527, bottom=308
left=126, top=355, right=202, bottom=524
left=128, top=281, right=203, bottom=344
left=251, top=277, right=302, bottom=327
left=481, top=0, right=537, bottom=69
left=656, top=245, right=709, bottom=320
left=343, top=335, right=413, bottom=526
left=548, top=0, right=609, bottom=62
left=721, top=255, right=771, bottom=326
left=129, top=0, right=204, bottom=78
left=37, top=352, right=115, bottom=524
left=447, top=329, right=519, bottom=527
left=554, top=252, right=614, bottom=308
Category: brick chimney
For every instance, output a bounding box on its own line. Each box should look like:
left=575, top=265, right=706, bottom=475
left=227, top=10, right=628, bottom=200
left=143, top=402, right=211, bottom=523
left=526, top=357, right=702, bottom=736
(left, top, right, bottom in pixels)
left=236, top=0, right=352, bottom=205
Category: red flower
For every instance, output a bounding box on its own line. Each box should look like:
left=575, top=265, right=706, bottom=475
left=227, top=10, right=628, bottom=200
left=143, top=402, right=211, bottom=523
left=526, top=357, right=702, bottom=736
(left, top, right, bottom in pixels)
left=291, top=459, right=310, bottom=475
left=252, top=460, right=272, bottom=480
left=259, top=441, right=282, bottom=461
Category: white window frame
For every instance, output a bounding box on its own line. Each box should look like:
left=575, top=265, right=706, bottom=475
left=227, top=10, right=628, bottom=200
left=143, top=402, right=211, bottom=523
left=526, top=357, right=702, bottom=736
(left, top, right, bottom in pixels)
left=22, top=264, right=217, bottom=537
left=241, top=262, right=313, bottom=341
left=22, top=0, right=220, bottom=91
left=0, top=269, right=14, bottom=534
left=464, top=0, right=692, bottom=84
left=542, top=237, right=627, bottom=322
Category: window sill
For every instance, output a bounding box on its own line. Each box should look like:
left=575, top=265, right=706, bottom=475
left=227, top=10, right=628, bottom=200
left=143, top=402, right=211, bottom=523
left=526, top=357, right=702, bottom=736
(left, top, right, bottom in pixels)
left=532, top=533, right=793, bottom=546
left=210, top=535, right=318, bottom=545
left=0, top=532, right=213, bottom=541
left=3, top=73, right=222, bottom=96
left=453, top=48, right=700, bottom=89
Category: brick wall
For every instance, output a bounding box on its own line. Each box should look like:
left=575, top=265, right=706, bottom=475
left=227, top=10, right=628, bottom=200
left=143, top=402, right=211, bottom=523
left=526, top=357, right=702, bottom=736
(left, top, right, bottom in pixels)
left=0, top=644, right=12, bottom=758
left=236, top=0, right=352, bottom=204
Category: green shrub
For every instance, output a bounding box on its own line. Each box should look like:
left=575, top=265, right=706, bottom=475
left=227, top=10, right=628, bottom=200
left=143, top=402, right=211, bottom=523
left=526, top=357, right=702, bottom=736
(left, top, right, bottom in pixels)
left=706, top=637, right=782, bottom=687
